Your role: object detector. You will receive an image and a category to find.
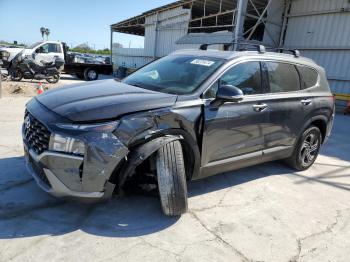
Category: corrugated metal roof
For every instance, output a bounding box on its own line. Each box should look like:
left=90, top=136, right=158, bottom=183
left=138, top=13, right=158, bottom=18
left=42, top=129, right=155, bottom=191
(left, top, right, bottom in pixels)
left=176, top=32, right=234, bottom=44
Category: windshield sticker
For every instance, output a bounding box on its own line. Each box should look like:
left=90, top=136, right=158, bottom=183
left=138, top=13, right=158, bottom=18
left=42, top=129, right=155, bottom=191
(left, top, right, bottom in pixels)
left=190, top=59, right=215, bottom=67
left=146, top=70, right=159, bottom=80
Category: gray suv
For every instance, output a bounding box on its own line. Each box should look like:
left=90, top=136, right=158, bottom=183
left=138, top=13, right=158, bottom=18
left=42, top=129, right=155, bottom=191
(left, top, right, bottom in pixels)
left=23, top=46, right=334, bottom=216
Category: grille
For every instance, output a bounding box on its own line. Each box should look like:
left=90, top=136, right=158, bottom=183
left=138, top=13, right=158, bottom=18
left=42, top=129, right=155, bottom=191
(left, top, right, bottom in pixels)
left=24, top=111, right=51, bottom=155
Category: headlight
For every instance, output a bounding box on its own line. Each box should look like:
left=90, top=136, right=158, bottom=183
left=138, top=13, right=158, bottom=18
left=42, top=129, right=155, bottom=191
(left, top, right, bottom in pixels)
left=56, top=121, right=119, bottom=132
left=49, top=134, right=85, bottom=156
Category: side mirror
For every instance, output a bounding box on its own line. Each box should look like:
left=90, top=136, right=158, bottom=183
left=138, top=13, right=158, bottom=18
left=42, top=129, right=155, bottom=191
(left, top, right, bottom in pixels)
left=216, top=84, right=244, bottom=102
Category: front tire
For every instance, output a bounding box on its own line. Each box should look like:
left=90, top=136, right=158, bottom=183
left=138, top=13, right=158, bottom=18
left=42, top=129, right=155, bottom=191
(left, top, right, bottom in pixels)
left=156, top=140, right=188, bottom=216
left=286, top=126, right=322, bottom=171
left=10, top=69, right=22, bottom=81
left=1, top=74, right=7, bottom=81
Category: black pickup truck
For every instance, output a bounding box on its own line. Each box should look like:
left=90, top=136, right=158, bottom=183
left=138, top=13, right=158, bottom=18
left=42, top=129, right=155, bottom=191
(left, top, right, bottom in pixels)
left=62, top=43, right=113, bottom=81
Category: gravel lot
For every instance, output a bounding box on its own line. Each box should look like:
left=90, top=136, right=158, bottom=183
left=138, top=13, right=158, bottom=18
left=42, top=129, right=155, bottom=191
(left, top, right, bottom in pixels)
left=0, top=78, right=349, bottom=262
left=0, top=74, right=112, bottom=96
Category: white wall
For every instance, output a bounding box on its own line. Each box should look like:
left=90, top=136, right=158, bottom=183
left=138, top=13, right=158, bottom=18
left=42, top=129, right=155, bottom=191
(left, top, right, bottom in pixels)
left=145, top=6, right=191, bottom=57
left=113, top=6, right=192, bottom=68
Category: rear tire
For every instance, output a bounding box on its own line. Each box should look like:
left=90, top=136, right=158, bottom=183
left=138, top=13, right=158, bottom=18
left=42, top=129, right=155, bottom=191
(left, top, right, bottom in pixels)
left=156, top=140, right=188, bottom=216
left=285, top=126, right=322, bottom=171
left=46, top=73, right=60, bottom=84
left=84, top=68, right=99, bottom=81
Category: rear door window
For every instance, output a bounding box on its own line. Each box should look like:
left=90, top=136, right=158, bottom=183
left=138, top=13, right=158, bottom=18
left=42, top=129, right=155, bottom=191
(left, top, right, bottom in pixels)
left=265, top=62, right=300, bottom=93
left=297, top=66, right=318, bottom=89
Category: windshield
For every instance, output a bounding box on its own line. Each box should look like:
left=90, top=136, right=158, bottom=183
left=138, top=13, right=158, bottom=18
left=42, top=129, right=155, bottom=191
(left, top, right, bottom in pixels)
left=27, top=41, right=43, bottom=49
left=123, top=55, right=225, bottom=95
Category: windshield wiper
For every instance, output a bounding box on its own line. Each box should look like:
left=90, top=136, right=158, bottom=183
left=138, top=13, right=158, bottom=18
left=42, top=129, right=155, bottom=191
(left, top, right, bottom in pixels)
left=127, top=82, right=144, bottom=89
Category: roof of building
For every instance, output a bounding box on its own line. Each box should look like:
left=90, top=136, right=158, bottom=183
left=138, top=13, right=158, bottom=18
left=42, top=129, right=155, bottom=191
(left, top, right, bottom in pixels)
left=111, top=0, right=269, bottom=36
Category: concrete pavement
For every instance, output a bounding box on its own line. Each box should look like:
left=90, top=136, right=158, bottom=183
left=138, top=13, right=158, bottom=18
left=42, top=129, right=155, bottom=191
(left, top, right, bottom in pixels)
left=0, top=96, right=349, bottom=262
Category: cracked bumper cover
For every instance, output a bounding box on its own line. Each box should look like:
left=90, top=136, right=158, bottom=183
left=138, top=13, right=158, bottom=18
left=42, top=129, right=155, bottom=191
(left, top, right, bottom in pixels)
left=23, top=130, right=129, bottom=201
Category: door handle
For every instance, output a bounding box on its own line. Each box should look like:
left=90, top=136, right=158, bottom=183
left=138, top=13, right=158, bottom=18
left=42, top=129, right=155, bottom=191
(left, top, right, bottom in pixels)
left=301, top=99, right=312, bottom=106
left=253, top=104, right=268, bottom=112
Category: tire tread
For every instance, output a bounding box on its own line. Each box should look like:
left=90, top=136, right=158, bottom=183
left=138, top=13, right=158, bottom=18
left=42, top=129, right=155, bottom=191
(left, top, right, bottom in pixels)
left=156, top=141, right=187, bottom=216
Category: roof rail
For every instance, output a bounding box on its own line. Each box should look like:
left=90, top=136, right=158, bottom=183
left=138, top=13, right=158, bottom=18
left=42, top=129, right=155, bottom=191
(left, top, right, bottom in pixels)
left=275, top=48, right=301, bottom=58
left=199, top=42, right=266, bottom=54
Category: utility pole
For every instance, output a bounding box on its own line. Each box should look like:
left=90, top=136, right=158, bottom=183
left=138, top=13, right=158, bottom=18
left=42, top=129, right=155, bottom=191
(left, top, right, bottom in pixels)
left=0, top=61, right=2, bottom=99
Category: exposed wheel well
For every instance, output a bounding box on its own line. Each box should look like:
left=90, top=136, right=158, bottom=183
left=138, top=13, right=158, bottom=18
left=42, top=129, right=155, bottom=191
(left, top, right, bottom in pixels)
left=310, top=119, right=327, bottom=143
left=178, top=139, right=195, bottom=180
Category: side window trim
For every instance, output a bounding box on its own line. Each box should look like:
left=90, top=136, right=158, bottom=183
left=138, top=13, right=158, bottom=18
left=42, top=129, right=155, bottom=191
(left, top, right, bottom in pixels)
left=261, top=62, right=270, bottom=94
left=294, top=65, right=303, bottom=90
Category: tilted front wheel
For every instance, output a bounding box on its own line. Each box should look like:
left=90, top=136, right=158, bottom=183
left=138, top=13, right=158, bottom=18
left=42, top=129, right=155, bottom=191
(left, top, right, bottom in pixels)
left=286, top=126, right=322, bottom=171
left=156, top=140, right=188, bottom=216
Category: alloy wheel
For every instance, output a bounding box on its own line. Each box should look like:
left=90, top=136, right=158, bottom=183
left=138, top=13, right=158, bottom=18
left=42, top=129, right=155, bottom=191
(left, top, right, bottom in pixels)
left=300, top=132, right=320, bottom=166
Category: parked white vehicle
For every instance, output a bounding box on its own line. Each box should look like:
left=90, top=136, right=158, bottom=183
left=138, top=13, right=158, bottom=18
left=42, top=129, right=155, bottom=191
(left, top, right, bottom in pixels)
left=0, top=41, right=113, bottom=81
left=0, top=41, right=65, bottom=63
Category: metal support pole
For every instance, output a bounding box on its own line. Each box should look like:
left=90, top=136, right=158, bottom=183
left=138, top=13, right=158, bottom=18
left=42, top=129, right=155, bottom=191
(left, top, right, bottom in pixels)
left=234, top=0, right=244, bottom=50
left=279, top=0, right=291, bottom=47
left=110, top=28, right=113, bottom=66
left=153, top=12, right=159, bottom=59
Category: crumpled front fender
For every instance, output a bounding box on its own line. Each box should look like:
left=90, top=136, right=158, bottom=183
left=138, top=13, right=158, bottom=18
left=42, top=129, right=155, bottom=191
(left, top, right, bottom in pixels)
left=118, top=135, right=183, bottom=190
left=82, top=132, right=129, bottom=192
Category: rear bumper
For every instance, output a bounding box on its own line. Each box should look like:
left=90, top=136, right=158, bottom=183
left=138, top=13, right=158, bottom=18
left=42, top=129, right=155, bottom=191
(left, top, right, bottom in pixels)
left=324, top=108, right=335, bottom=144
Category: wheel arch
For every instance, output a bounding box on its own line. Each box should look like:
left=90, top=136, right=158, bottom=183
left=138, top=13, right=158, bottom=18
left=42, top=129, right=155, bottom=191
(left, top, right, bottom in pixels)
left=299, top=115, right=328, bottom=144
left=114, top=128, right=201, bottom=192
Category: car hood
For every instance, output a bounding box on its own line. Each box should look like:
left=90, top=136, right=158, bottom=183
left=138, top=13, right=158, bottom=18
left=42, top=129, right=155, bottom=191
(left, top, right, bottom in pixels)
left=36, top=79, right=178, bottom=122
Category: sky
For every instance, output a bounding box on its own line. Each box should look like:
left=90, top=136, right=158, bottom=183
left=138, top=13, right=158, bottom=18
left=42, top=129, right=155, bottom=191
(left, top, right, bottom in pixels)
left=0, top=0, right=175, bottom=49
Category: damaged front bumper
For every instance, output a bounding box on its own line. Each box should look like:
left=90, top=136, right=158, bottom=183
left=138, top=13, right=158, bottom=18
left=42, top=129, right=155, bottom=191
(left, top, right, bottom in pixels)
left=23, top=100, right=129, bottom=201
left=23, top=132, right=128, bottom=201
left=24, top=146, right=107, bottom=199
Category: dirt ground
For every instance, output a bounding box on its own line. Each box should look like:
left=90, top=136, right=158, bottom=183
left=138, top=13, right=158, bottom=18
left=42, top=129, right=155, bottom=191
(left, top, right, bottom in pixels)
left=0, top=74, right=112, bottom=97
left=0, top=79, right=349, bottom=262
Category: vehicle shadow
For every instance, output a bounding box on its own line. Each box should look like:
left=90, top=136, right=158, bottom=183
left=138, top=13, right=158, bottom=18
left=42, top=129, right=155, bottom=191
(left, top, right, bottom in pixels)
left=0, top=156, right=279, bottom=240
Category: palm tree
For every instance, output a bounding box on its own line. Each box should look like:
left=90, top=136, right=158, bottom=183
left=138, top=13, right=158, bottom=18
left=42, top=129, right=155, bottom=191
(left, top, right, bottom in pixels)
left=45, top=28, right=50, bottom=40
left=40, top=27, right=46, bottom=40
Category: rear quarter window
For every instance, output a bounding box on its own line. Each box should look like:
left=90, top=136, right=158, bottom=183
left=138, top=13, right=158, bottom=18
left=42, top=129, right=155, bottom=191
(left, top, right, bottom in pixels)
left=265, top=62, right=300, bottom=93
left=297, top=66, right=319, bottom=89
